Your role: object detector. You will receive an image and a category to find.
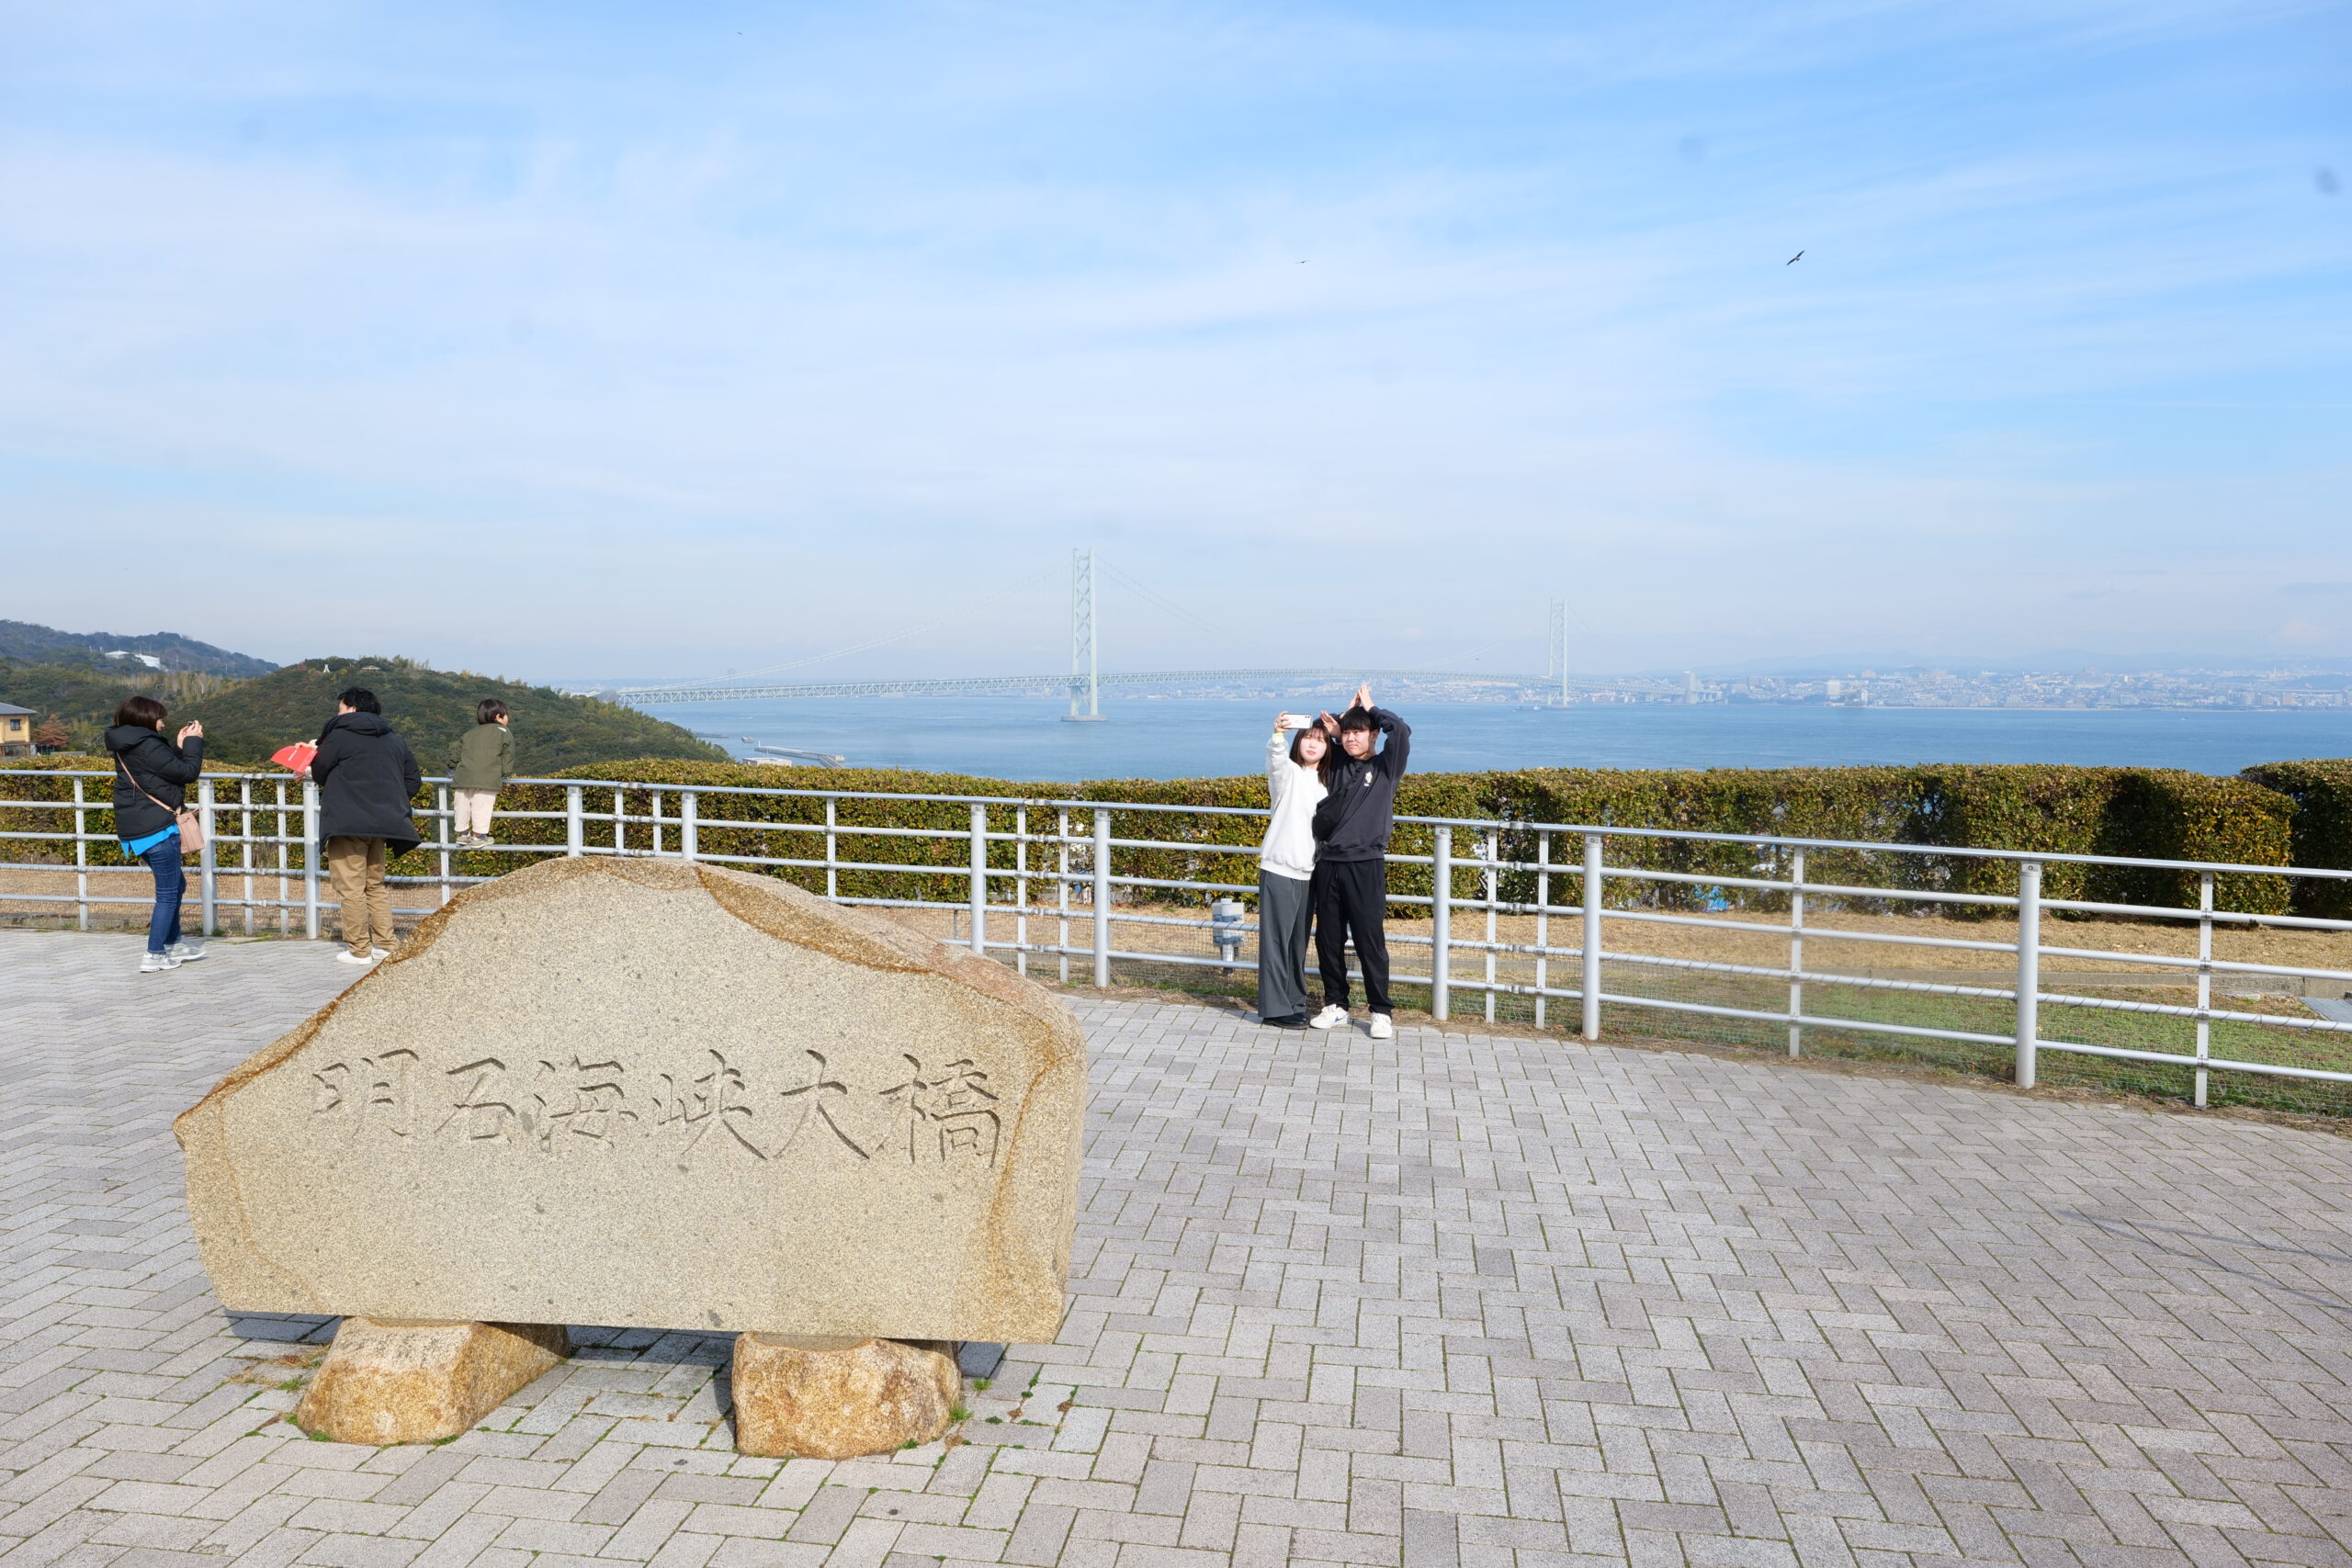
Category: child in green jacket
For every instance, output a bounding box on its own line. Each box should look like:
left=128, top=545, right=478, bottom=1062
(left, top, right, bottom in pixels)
left=449, top=699, right=513, bottom=848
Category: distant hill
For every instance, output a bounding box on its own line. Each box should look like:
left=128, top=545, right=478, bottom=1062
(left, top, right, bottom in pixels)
left=0, top=655, right=237, bottom=750
left=187, top=658, right=729, bottom=773
left=0, top=620, right=278, bottom=677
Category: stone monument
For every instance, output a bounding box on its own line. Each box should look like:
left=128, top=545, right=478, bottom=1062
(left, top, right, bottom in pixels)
left=175, top=856, right=1086, bottom=1452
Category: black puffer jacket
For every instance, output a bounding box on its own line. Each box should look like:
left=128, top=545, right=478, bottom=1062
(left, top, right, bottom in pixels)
left=105, top=724, right=203, bottom=842
left=311, top=711, right=424, bottom=853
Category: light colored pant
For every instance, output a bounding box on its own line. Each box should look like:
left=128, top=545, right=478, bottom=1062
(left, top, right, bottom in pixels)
left=453, top=790, right=497, bottom=836
left=1256, top=871, right=1313, bottom=1021
left=327, top=836, right=393, bottom=956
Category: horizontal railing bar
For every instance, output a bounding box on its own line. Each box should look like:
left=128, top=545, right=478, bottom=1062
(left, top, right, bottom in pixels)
left=2036, top=1037, right=2352, bottom=1083
left=17, top=766, right=2352, bottom=880
left=2033, top=945, right=2352, bottom=983
left=2031, top=989, right=2352, bottom=1031
left=2039, top=897, right=2352, bottom=932
left=1594, top=990, right=2018, bottom=1046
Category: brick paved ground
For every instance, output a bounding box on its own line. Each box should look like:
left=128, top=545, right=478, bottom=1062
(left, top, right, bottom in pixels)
left=6, top=929, right=2352, bottom=1568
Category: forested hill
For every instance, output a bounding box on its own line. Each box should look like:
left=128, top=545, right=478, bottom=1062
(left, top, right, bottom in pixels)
left=0, top=620, right=277, bottom=676
left=187, top=659, right=728, bottom=772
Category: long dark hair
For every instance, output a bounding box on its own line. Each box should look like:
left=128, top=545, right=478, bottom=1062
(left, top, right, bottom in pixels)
left=1287, top=723, right=1336, bottom=784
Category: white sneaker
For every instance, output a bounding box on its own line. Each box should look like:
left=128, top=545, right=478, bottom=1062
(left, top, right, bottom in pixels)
left=1309, top=1004, right=1348, bottom=1030
left=1367, top=1012, right=1395, bottom=1040
left=334, top=950, right=376, bottom=966
left=139, top=952, right=182, bottom=973
left=369, top=947, right=391, bottom=960
left=165, top=942, right=207, bottom=962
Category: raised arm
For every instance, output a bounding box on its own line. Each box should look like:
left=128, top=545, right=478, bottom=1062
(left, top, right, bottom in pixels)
left=1267, top=718, right=1297, bottom=805
left=1372, top=706, right=1410, bottom=777
left=153, top=736, right=203, bottom=785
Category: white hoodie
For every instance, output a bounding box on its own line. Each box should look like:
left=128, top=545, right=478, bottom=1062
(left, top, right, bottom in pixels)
left=1260, top=728, right=1328, bottom=881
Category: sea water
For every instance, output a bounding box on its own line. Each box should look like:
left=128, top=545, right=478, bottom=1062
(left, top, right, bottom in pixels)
left=637, top=696, right=2351, bottom=783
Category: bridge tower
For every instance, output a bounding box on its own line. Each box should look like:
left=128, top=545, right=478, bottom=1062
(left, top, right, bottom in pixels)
left=1547, top=599, right=1569, bottom=706
left=1064, top=547, right=1104, bottom=721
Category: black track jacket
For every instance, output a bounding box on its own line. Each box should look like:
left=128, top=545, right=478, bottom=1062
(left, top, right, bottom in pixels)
left=1310, top=707, right=1410, bottom=863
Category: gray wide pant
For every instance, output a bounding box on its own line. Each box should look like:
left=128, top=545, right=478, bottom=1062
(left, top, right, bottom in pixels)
left=1257, top=871, right=1313, bottom=1021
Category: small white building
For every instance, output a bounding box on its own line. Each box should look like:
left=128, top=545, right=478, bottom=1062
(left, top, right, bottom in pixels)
left=0, top=703, right=33, bottom=758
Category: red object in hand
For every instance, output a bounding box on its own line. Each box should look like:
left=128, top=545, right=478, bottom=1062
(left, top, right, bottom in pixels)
left=272, top=741, right=318, bottom=774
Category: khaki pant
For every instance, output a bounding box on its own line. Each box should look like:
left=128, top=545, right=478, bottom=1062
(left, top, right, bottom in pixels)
left=453, top=790, right=497, bottom=836
left=327, top=836, right=394, bottom=956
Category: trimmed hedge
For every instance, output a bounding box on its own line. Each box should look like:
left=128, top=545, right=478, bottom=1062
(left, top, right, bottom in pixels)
left=468, top=759, right=2298, bottom=919
left=0, top=752, right=2318, bottom=920
left=2240, top=760, right=2352, bottom=918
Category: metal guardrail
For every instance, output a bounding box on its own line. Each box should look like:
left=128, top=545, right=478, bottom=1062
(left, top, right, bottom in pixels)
left=8, top=768, right=2352, bottom=1107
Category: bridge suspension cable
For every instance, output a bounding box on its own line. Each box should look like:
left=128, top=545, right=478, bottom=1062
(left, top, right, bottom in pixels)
left=605, top=547, right=1585, bottom=706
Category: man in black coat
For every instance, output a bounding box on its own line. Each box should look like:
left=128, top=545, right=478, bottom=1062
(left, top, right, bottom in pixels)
left=310, top=687, right=422, bottom=965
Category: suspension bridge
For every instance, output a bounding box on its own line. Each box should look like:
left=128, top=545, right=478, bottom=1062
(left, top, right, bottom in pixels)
left=607, top=550, right=1596, bottom=715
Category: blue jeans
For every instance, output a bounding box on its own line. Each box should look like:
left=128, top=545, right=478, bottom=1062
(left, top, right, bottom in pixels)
left=141, top=840, right=185, bottom=954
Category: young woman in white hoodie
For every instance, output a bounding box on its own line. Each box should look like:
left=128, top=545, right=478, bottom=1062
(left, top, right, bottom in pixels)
left=1257, top=712, right=1331, bottom=1027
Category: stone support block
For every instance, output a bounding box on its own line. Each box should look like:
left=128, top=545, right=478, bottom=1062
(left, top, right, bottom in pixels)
left=730, top=1334, right=960, bottom=1459
left=293, top=1317, right=570, bottom=1444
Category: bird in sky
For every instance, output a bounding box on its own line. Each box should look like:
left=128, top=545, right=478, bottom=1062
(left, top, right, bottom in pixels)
left=1786, top=250, right=1804, bottom=265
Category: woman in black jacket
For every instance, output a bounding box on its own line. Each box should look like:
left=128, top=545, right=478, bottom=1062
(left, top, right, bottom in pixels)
left=104, top=694, right=206, bottom=973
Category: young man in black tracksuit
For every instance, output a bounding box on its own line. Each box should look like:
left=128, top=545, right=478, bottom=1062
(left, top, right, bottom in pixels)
left=1308, top=682, right=1409, bottom=1040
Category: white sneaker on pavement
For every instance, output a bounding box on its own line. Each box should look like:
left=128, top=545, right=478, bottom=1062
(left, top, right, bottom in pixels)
left=1309, top=1004, right=1348, bottom=1030
left=1367, top=1012, right=1395, bottom=1040
left=369, top=947, right=391, bottom=959
left=334, top=950, right=376, bottom=966
left=165, top=942, right=207, bottom=962
left=139, top=952, right=181, bottom=973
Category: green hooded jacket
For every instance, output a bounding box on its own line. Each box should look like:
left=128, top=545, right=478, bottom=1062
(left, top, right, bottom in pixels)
left=451, top=721, right=514, bottom=793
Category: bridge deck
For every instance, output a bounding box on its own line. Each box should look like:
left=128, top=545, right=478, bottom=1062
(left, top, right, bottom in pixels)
left=8, top=928, right=2352, bottom=1568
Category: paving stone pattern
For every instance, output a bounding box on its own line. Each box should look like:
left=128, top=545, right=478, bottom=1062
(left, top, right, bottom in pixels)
left=6, top=928, right=2352, bottom=1568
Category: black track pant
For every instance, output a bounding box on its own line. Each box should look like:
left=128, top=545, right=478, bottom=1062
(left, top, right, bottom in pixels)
left=1313, top=857, right=1391, bottom=1014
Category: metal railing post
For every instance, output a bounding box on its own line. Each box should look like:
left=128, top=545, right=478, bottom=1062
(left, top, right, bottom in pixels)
left=1091, top=807, right=1112, bottom=988
left=239, top=778, right=256, bottom=934
left=1787, top=848, right=1805, bottom=1057
left=435, top=784, right=452, bottom=906
left=1532, top=830, right=1550, bottom=1029
left=275, top=778, right=290, bottom=937
left=2015, top=859, right=2042, bottom=1089
left=1580, top=833, right=1603, bottom=1041
left=565, top=786, right=584, bottom=857
left=1430, top=827, right=1452, bottom=1021
left=72, top=778, right=88, bottom=932
left=302, top=780, right=320, bottom=940
left=2195, top=870, right=2213, bottom=1108
left=197, top=778, right=217, bottom=937
left=825, top=797, right=838, bottom=899
left=1013, top=807, right=1029, bottom=977
left=1057, top=807, right=1071, bottom=983
left=1482, top=829, right=1498, bottom=1023
left=969, top=803, right=989, bottom=956
left=682, top=791, right=699, bottom=862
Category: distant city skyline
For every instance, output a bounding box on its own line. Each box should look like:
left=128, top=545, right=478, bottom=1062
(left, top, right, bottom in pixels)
left=3, top=3, right=2345, bottom=680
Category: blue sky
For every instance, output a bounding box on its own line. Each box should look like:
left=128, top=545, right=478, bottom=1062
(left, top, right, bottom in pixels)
left=2, top=1, right=2345, bottom=681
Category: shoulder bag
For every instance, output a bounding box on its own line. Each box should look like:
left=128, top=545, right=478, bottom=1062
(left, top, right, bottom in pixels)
left=117, top=750, right=206, bottom=856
